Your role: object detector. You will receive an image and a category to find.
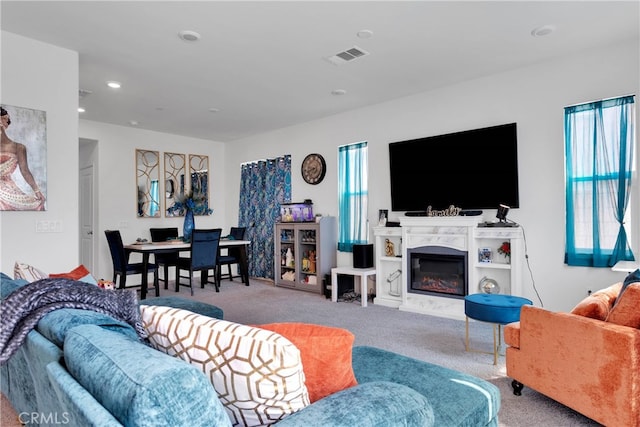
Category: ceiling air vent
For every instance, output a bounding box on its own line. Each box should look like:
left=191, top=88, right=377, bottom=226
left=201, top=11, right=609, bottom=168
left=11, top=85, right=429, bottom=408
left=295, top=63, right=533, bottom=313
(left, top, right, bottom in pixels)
left=324, top=46, right=369, bottom=66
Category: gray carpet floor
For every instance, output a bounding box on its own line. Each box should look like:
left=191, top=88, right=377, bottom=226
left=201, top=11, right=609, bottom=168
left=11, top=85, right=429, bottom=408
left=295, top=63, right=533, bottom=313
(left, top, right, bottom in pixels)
left=0, top=278, right=604, bottom=426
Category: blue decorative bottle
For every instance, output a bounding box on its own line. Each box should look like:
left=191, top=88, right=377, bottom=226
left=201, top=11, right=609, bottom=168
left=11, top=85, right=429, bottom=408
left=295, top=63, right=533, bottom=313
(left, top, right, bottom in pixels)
left=183, top=209, right=195, bottom=242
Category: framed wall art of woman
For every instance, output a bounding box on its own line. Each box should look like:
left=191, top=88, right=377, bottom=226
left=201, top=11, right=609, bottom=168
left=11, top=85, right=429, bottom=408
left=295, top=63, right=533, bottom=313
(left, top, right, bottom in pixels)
left=0, top=105, right=47, bottom=211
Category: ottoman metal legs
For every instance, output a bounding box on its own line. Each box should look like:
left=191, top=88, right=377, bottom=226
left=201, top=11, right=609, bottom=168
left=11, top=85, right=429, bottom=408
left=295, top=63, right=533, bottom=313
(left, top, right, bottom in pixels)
left=464, top=293, right=532, bottom=365
left=465, top=317, right=502, bottom=365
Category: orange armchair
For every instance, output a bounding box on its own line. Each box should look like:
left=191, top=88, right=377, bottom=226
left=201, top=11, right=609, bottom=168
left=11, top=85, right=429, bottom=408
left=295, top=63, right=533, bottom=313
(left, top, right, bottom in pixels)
left=504, top=283, right=640, bottom=427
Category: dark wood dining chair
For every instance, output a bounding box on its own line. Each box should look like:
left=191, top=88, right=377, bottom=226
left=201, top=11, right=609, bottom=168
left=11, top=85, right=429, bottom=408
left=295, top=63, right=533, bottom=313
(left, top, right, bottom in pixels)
left=149, top=227, right=179, bottom=289
left=176, top=228, right=222, bottom=295
left=217, top=226, right=247, bottom=283
left=104, top=230, right=159, bottom=296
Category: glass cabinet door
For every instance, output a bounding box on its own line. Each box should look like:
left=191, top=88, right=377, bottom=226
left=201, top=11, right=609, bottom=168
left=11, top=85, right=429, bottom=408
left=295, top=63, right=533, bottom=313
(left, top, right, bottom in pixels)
left=298, top=226, right=318, bottom=286
left=278, top=225, right=296, bottom=284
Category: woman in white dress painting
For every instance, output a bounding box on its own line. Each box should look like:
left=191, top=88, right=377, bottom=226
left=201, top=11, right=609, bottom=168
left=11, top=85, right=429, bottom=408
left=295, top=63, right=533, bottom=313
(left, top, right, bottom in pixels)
left=0, top=106, right=45, bottom=211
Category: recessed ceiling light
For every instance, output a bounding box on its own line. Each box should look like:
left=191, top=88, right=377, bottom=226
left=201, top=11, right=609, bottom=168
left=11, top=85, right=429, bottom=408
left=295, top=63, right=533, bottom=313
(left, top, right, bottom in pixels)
left=531, top=25, right=555, bottom=37
left=357, top=29, right=373, bottom=39
left=78, top=107, right=85, bottom=113
left=178, top=30, right=201, bottom=42
left=331, top=89, right=347, bottom=96
left=106, top=81, right=121, bottom=89
left=129, top=120, right=139, bottom=126
left=208, top=108, right=220, bottom=113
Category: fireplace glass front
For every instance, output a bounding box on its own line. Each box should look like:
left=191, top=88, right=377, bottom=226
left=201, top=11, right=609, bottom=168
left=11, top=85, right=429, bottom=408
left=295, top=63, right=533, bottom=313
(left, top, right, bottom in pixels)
left=408, top=247, right=467, bottom=299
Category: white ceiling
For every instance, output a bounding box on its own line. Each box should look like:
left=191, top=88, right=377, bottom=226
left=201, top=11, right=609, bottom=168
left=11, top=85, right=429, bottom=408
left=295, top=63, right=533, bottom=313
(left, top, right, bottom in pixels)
left=2, top=1, right=638, bottom=142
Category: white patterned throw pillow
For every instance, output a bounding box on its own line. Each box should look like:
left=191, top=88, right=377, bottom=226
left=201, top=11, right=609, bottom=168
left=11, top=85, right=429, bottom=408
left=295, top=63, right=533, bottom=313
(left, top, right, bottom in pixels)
left=140, top=305, right=310, bottom=427
left=14, top=262, right=47, bottom=282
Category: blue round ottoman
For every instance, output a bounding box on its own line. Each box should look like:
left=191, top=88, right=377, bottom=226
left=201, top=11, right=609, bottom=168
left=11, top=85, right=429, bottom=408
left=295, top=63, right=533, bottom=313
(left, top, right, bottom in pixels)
left=464, top=293, right=532, bottom=365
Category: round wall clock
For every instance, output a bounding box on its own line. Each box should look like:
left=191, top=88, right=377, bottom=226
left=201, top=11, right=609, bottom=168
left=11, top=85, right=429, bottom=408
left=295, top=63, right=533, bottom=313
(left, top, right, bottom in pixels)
left=301, top=153, right=326, bottom=185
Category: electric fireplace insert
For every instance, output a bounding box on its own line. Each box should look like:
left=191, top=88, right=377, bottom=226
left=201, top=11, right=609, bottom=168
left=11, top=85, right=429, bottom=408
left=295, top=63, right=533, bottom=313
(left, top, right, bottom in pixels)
left=407, top=246, right=468, bottom=299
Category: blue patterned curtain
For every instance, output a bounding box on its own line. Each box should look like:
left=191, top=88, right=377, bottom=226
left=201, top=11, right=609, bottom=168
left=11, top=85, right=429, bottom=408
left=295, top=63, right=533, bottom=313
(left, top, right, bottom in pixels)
left=565, top=95, right=635, bottom=267
left=238, top=155, right=291, bottom=279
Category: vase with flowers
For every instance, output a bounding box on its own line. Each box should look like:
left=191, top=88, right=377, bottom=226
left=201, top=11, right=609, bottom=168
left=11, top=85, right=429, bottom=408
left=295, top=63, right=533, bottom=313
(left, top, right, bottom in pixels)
left=167, top=190, right=212, bottom=241
left=497, top=241, right=511, bottom=262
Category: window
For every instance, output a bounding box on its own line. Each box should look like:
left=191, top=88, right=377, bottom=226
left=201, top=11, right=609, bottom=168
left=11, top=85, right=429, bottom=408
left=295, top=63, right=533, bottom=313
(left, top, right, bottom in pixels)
left=564, top=95, right=636, bottom=267
left=338, top=142, right=368, bottom=252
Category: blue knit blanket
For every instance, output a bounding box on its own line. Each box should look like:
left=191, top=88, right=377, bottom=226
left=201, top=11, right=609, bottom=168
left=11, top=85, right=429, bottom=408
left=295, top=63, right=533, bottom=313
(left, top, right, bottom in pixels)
left=0, top=278, right=147, bottom=364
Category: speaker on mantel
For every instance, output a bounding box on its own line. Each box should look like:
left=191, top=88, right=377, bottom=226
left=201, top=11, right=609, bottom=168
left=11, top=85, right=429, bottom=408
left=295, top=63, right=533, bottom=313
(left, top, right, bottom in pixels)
left=353, top=244, right=374, bottom=268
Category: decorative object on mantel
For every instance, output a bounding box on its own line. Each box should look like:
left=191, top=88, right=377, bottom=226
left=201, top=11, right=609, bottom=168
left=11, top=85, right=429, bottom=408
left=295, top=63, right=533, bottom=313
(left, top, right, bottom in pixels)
left=481, top=203, right=518, bottom=227
left=167, top=190, right=212, bottom=241
left=479, top=276, right=500, bottom=294
left=498, top=241, right=511, bottom=261
left=426, top=205, right=462, bottom=217
left=385, top=239, right=395, bottom=257
left=496, top=204, right=510, bottom=223
left=378, top=209, right=388, bottom=226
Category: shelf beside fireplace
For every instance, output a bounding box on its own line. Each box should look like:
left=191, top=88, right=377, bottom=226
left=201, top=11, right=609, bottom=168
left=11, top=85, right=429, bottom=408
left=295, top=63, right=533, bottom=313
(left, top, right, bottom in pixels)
left=473, top=262, right=510, bottom=270
left=373, top=227, right=403, bottom=308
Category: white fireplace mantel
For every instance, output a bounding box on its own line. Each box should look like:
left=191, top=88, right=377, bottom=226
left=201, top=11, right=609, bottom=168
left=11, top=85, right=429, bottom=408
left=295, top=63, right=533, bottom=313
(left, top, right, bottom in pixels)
left=389, top=216, right=524, bottom=320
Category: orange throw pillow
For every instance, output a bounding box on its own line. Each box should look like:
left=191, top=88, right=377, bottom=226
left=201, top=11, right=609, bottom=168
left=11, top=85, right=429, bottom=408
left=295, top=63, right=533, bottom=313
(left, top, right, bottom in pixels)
left=570, top=282, right=622, bottom=320
left=606, top=283, right=640, bottom=328
left=50, top=265, right=97, bottom=285
left=256, top=323, right=358, bottom=402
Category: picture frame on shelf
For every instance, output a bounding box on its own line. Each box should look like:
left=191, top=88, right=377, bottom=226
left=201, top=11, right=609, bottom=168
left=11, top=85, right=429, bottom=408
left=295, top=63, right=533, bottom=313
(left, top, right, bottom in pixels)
left=378, top=209, right=388, bottom=226
left=479, top=248, right=492, bottom=263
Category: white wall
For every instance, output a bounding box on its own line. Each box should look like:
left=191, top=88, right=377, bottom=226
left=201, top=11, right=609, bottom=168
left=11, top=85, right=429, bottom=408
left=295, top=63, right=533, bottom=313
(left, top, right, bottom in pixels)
left=0, top=32, right=79, bottom=274
left=225, top=40, right=640, bottom=312
left=78, top=120, right=226, bottom=280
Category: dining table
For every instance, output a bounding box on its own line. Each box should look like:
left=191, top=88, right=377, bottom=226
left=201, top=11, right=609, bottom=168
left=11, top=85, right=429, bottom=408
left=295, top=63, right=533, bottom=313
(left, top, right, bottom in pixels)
left=124, top=239, right=251, bottom=299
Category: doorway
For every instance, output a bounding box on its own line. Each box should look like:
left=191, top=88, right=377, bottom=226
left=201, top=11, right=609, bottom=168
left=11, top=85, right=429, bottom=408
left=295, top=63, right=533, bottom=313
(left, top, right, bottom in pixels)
left=79, top=138, right=98, bottom=273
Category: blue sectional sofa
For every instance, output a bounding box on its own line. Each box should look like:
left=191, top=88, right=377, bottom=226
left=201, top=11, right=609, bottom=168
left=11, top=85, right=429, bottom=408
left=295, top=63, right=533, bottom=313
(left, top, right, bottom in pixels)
left=0, top=273, right=500, bottom=426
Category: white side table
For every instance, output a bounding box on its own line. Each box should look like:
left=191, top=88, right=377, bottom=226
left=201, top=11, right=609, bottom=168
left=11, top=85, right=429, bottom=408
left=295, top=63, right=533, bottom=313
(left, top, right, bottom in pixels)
left=612, top=260, right=640, bottom=273
left=331, top=266, right=377, bottom=307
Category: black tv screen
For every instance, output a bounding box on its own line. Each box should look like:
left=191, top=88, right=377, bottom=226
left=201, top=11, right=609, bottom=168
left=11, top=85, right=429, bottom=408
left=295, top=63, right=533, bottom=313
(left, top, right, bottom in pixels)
left=389, top=123, right=519, bottom=211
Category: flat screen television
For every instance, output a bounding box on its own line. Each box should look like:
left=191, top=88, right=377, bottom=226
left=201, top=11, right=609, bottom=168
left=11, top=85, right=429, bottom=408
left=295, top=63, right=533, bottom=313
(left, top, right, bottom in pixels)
left=389, top=123, right=519, bottom=212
